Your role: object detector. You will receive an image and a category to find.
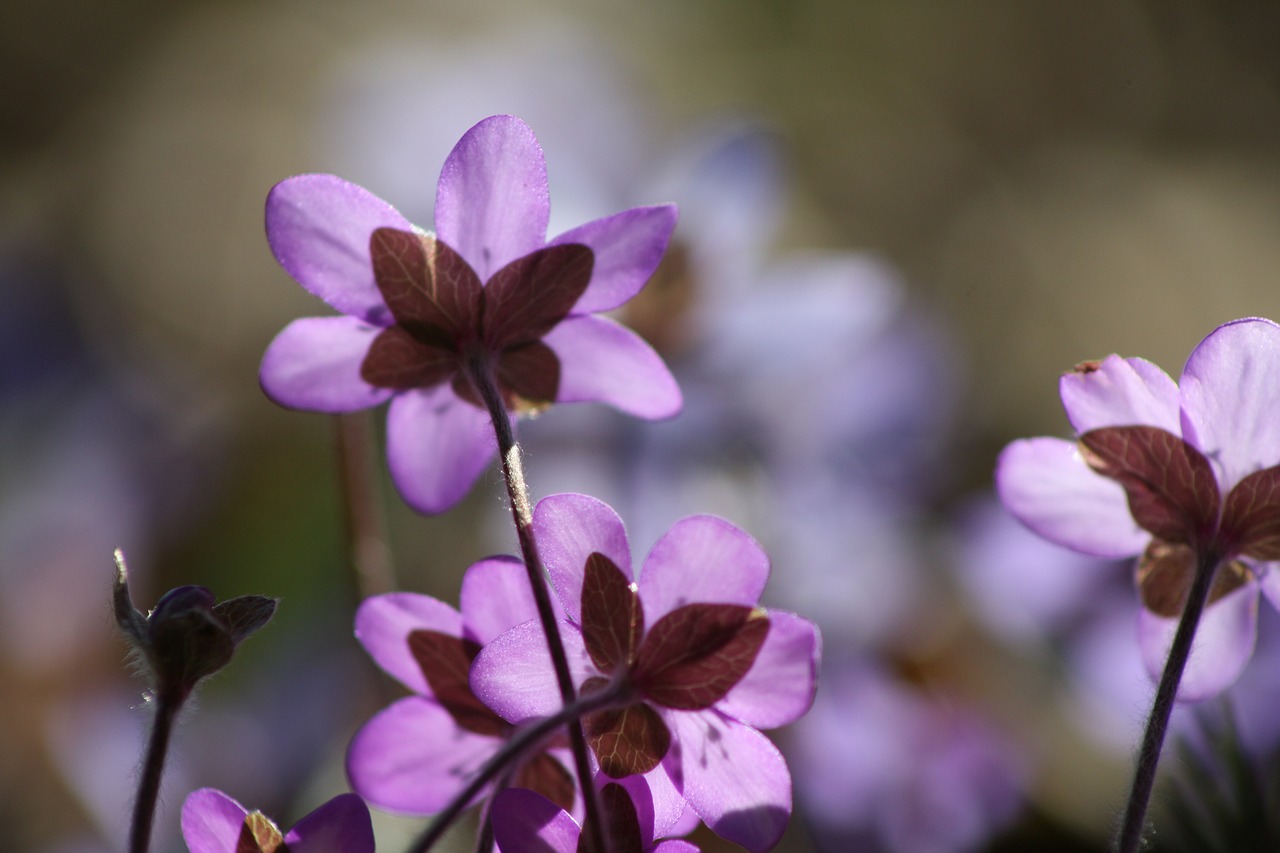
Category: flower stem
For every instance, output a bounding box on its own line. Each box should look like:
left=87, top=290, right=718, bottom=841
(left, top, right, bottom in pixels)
left=466, top=357, right=607, bottom=853
left=404, top=684, right=625, bottom=853
left=334, top=411, right=397, bottom=598
left=128, top=687, right=183, bottom=853
left=1114, top=551, right=1221, bottom=853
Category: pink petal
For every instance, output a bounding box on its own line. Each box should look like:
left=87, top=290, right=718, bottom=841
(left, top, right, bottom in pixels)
left=543, top=315, right=682, bottom=419
left=470, top=620, right=593, bottom=724
left=285, top=794, right=374, bottom=853
left=533, top=493, right=634, bottom=623
left=717, top=611, right=820, bottom=729
left=259, top=317, right=395, bottom=413
left=663, top=710, right=791, bottom=853
left=996, top=437, right=1149, bottom=558
left=265, top=174, right=409, bottom=324
left=637, top=515, right=769, bottom=626
left=1138, top=582, right=1259, bottom=702
left=550, top=205, right=678, bottom=314
left=1058, top=355, right=1180, bottom=434
left=1179, top=318, right=1280, bottom=492
left=490, top=788, right=580, bottom=853
left=385, top=387, right=497, bottom=514
left=346, top=697, right=499, bottom=814
left=354, top=592, right=463, bottom=694
left=435, top=115, right=549, bottom=282
left=181, top=788, right=249, bottom=853
left=460, top=556, right=552, bottom=645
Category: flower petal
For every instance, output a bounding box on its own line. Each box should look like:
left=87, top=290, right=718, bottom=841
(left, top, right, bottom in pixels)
left=354, top=592, right=462, bottom=694
left=663, top=710, right=791, bottom=853
left=181, top=788, right=248, bottom=853
left=385, top=387, right=497, bottom=514
left=285, top=794, right=374, bottom=853
left=716, top=610, right=820, bottom=729
left=1058, top=355, right=1180, bottom=434
left=459, top=555, right=550, bottom=645
left=637, top=515, right=769, bottom=626
left=471, top=620, right=593, bottom=723
left=346, top=697, right=499, bottom=814
left=259, top=317, right=395, bottom=413
left=1180, top=317, right=1280, bottom=492
left=266, top=174, right=409, bottom=324
left=550, top=205, right=679, bottom=314
left=996, top=437, right=1148, bottom=558
left=542, top=315, right=682, bottom=419
left=533, top=493, right=634, bottom=624
left=490, top=788, right=580, bottom=853
left=435, top=115, right=549, bottom=282
left=1138, top=582, right=1259, bottom=702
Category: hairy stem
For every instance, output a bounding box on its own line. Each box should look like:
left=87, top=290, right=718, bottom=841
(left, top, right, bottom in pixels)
left=1114, top=551, right=1221, bottom=853
left=405, top=684, right=625, bottom=853
left=128, top=688, right=184, bottom=853
left=466, top=357, right=607, bottom=853
left=334, top=412, right=397, bottom=599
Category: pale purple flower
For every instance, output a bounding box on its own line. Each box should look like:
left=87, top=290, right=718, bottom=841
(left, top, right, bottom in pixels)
left=260, top=114, right=681, bottom=513
left=470, top=493, right=820, bottom=852
left=347, top=556, right=575, bottom=815
left=997, top=317, right=1280, bottom=700
left=180, top=788, right=373, bottom=853
left=490, top=780, right=698, bottom=853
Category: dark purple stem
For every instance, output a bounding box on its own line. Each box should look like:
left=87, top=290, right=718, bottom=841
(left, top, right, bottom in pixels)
left=128, top=686, right=184, bottom=853
left=466, top=356, right=607, bottom=853
left=334, top=411, right=397, bottom=598
left=1114, top=551, right=1220, bottom=853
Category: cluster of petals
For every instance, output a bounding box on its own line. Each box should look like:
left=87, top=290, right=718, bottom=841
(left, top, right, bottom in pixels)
left=470, top=493, right=821, bottom=852
left=260, top=114, right=681, bottom=513
left=997, top=317, right=1280, bottom=700
left=347, top=556, right=575, bottom=815
left=180, top=788, right=373, bottom=853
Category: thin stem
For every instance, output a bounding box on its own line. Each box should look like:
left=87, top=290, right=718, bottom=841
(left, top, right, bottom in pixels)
left=405, top=684, right=625, bottom=853
left=128, top=688, right=184, bottom=853
left=465, top=357, right=606, bottom=852
left=334, top=412, right=397, bottom=598
left=1114, top=551, right=1221, bottom=853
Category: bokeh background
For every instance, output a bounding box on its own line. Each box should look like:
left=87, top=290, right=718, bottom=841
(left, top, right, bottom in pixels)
left=4, top=1, right=1280, bottom=851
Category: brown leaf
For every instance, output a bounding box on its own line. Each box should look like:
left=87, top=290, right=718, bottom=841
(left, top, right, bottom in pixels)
left=578, top=783, right=644, bottom=853
left=370, top=228, right=482, bottom=346
left=586, top=702, right=671, bottom=778
left=408, top=630, right=508, bottom=737
left=497, top=340, right=561, bottom=413
left=1220, top=464, right=1280, bottom=560
left=514, top=752, right=576, bottom=814
left=360, top=326, right=458, bottom=390
left=1079, top=426, right=1220, bottom=547
left=633, top=604, right=769, bottom=711
left=580, top=553, right=643, bottom=674
left=483, top=244, right=593, bottom=349
left=1137, top=541, right=1254, bottom=618
left=236, top=812, right=285, bottom=853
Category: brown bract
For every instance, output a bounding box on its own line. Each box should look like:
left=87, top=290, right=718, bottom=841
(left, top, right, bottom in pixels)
left=235, top=813, right=285, bottom=853
left=360, top=228, right=593, bottom=414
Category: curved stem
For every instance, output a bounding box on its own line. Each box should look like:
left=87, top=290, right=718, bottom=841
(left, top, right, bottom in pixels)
left=466, top=357, right=607, bottom=853
left=128, top=688, right=184, bottom=853
left=334, top=412, right=397, bottom=598
left=1114, top=552, right=1221, bottom=853
left=405, top=685, right=625, bottom=853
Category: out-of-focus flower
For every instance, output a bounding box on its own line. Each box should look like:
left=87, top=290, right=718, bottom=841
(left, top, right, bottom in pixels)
left=998, top=318, right=1280, bottom=700
left=471, top=493, right=820, bottom=852
left=347, top=557, right=574, bottom=815
left=791, top=660, right=1025, bottom=853
left=180, top=788, right=373, bottom=853
left=260, top=114, right=680, bottom=514
left=491, top=781, right=698, bottom=853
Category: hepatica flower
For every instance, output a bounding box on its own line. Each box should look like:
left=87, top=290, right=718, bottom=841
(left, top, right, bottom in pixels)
left=261, top=115, right=681, bottom=513
left=997, top=318, right=1280, bottom=699
left=180, top=788, right=373, bottom=853
left=471, top=493, right=820, bottom=852
left=348, top=556, right=574, bottom=815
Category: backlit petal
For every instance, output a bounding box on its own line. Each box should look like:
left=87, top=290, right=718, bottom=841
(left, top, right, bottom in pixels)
left=285, top=794, right=374, bottom=853
left=259, top=317, right=394, bottom=413
left=459, top=556, right=550, bottom=645
left=550, top=205, right=678, bottom=314
left=716, top=611, right=820, bottom=729
left=470, top=620, right=593, bottom=724
left=1137, top=582, right=1258, bottom=702
left=534, top=492, right=634, bottom=623
left=543, top=315, right=682, bottom=419
left=180, top=788, right=248, bottom=853
left=385, top=387, right=496, bottom=514
left=354, top=592, right=462, bottom=695
left=1058, top=355, right=1179, bottom=434
left=638, top=515, right=768, bottom=626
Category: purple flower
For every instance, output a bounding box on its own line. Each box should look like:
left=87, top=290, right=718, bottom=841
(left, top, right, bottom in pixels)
left=260, top=114, right=681, bottom=513
left=347, top=556, right=575, bottom=815
left=997, top=317, right=1280, bottom=700
left=490, top=780, right=699, bottom=853
left=470, top=493, right=821, bottom=852
left=180, top=788, right=373, bottom=853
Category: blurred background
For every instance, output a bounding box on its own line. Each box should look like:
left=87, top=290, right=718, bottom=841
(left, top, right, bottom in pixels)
left=4, top=1, right=1280, bottom=851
